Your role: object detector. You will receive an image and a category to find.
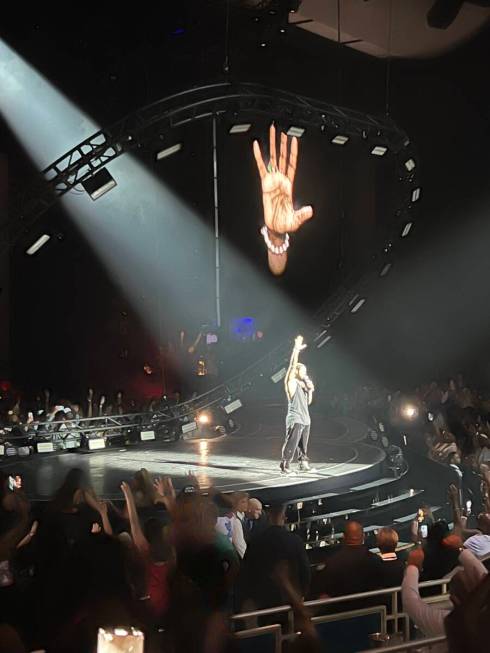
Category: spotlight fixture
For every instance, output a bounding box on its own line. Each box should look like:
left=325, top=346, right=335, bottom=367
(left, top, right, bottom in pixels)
left=182, top=421, right=198, bottom=435
left=223, top=398, right=242, bottom=414
left=404, top=158, right=416, bottom=172
left=26, top=234, right=50, bottom=256
left=81, top=168, right=117, bottom=200
left=316, top=333, right=332, bottom=349
left=371, top=145, right=388, bottom=157
left=351, top=298, right=366, bottom=314
left=197, top=412, right=211, bottom=425
left=401, top=222, right=413, bottom=238
left=401, top=403, right=418, bottom=421
left=229, top=123, right=252, bottom=134
left=37, top=441, right=55, bottom=453
left=286, top=126, right=305, bottom=138
left=331, top=135, right=349, bottom=146
left=87, top=437, right=106, bottom=450
left=271, top=367, right=287, bottom=383
left=380, top=262, right=392, bottom=277
left=156, top=143, right=183, bottom=160
left=411, top=187, right=421, bottom=202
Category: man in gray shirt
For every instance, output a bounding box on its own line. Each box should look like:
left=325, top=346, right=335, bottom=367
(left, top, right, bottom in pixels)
left=281, top=335, right=314, bottom=474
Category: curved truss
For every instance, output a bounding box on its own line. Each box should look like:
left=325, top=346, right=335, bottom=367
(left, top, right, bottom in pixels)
left=7, top=82, right=420, bottom=423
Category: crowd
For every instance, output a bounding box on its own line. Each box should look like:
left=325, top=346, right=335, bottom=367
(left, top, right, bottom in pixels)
left=325, top=374, right=490, bottom=513
left=1, top=464, right=490, bottom=652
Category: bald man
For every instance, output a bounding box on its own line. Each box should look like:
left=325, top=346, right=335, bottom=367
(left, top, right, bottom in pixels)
left=313, top=521, right=383, bottom=599
left=243, top=498, right=269, bottom=544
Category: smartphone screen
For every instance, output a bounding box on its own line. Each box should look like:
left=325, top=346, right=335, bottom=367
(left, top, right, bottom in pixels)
left=420, top=524, right=428, bottom=539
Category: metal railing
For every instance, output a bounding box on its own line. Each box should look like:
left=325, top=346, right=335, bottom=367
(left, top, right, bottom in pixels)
left=358, top=636, right=446, bottom=652
left=232, top=576, right=451, bottom=646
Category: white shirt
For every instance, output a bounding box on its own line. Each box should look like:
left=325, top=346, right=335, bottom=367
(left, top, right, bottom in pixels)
left=216, top=514, right=247, bottom=558
left=464, top=533, right=490, bottom=559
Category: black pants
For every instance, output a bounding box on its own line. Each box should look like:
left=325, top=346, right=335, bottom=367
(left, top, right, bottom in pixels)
left=282, top=423, right=310, bottom=463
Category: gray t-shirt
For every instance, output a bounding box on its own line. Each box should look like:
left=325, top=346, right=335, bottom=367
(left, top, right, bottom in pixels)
left=286, top=382, right=311, bottom=427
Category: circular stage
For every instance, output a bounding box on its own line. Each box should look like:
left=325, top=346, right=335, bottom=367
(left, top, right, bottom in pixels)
left=1, top=404, right=386, bottom=503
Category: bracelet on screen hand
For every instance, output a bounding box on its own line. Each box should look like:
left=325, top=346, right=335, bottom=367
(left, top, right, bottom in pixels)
left=260, top=226, right=290, bottom=255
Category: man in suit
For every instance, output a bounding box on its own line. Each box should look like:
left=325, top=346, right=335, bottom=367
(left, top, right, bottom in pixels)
left=242, top=498, right=269, bottom=544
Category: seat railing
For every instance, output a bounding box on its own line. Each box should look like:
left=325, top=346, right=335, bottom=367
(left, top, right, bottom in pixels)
left=232, top=575, right=451, bottom=644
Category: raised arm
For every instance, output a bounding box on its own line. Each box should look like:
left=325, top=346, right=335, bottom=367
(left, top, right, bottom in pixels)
left=285, top=335, right=306, bottom=401
left=121, top=481, right=149, bottom=555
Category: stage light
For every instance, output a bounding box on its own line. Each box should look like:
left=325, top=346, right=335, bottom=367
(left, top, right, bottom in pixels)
left=371, top=145, right=388, bottom=157
left=380, top=262, right=392, bottom=277
left=224, top=398, right=242, bottom=414
left=401, top=222, right=413, bottom=238
left=81, top=168, right=117, bottom=200
left=260, top=42, right=267, bottom=47
left=351, top=298, right=366, bottom=314
left=286, top=126, right=305, bottom=138
left=271, top=367, right=287, bottom=383
left=155, top=143, right=183, bottom=160
left=26, top=234, right=50, bottom=255
left=331, top=135, right=349, bottom=146
left=411, top=187, right=421, bottom=202
left=37, top=441, right=55, bottom=453
left=229, top=123, right=251, bottom=134
left=401, top=403, right=418, bottom=421
left=197, top=412, right=211, bottom=425
left=182, top=421, right=198, bottom=436
left=316, top=333, right=332, bottom=349
left=404, top=158, right=416, bottom=172
left=87, top=437, right=106, bottom=450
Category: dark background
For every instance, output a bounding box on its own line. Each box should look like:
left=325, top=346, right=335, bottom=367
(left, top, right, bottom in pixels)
left=1, top=4, right=490, bottom=399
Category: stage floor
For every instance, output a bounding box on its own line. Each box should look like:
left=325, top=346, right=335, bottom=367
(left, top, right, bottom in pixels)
left=1, top=404, right=386, bottom=502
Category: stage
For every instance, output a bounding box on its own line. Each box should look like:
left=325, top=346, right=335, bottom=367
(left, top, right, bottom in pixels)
left=1, top=404, right=388, bottom=503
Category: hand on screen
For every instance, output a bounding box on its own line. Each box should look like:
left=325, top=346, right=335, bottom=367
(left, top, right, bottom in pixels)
left=253, top=123, right=313, bottom=274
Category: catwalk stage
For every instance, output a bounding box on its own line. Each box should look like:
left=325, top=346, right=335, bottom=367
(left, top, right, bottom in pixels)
left=1, top=403, right=389, bottom=504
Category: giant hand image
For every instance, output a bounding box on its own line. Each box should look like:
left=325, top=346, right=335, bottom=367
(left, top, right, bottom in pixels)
left=253, top=123, right=313, bottom=275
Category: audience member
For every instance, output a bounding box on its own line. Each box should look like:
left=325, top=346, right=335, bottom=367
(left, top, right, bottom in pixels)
left=242, top=497, right=268, bottom=543
left=376, top=527, right=405, bottom=588
left=238, top=503, right=310, bottom=611
left=313, top=521, right=382, bottom=598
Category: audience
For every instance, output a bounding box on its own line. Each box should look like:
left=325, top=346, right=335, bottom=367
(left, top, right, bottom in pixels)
left=376, top=527, right=406, bottom=588
left=2, top=460, right=490, bottom=651
left=242, top=497, right=268, bottom=544
left=402, top=537, right=487, bottom=643
left=313, top=521, right=383, bottom=599
left=238, top=503, right=310, bottom=612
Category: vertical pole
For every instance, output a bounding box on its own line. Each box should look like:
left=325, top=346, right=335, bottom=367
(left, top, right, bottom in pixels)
left=212, top=116, right=222, bottom=328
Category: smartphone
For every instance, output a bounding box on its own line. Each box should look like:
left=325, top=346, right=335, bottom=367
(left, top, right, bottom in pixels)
left=420, top=524, right=428, bottom=539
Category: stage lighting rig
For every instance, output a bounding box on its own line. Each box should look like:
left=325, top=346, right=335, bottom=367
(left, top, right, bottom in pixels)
left=331, top=134, right=349, bottom=146
left=26, top=234, right=50, bottom=256
left=155, top=143, right=183, bottom=161
left=81, top=168, right=116, bottom=200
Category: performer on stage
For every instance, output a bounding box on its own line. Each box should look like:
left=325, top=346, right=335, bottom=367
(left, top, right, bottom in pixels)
left=280, top=335, right=315, bottom=474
